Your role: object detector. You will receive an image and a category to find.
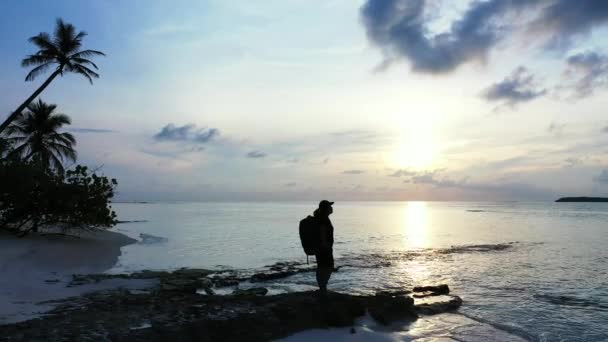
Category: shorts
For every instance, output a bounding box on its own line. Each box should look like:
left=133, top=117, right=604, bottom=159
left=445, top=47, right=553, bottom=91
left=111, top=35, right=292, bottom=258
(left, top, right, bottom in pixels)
left=315, top=250, right=334, bottom=269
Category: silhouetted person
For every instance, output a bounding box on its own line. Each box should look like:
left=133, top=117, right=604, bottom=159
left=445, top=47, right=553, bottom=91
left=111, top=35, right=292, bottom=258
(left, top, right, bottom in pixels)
left=314, top=200, right=334, bottom=295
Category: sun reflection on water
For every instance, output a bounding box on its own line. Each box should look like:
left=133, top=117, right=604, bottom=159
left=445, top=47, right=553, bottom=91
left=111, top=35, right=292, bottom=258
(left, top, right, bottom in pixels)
left=404, top=201, right=430, bottom=249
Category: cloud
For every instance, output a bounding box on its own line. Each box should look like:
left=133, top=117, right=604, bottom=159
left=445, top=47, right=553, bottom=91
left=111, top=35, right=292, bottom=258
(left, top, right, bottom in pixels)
left=397, top=169, right=555, bottom=200
left=594, top=170, right=608, bottom=183
left=547, top=122, right=566, bottom=135
left=329, top=130, right=385, bottom=145
left=360, top=0, right=608, bottom=73
left=154, top=124, right=219, bottom=144
left=534, top=1, right=608, bottom=49
left=247, top=150, right=267, bottom=158
left=389, top=169, right=417, bottom=177
left=69, top=128, right=115, bottom=133
left=482, top=67, right=547, bottom=108
left=342, top=170, right=365, bottom=175
left=562, top=52, right=608, bottom=98
left=194, top=128, right=220, bottom=143
left=564, top=157, right=582, bottom=168
left=409, top=170, right=465, bottom=187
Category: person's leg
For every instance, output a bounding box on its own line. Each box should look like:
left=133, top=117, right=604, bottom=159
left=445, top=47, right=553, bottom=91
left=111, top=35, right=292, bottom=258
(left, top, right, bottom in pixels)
left=320, top=267, right=332, bottom=290
left=316, top=266, right=326, bottom=292
left=319, top=252, right=333, bottom=293
left=315, top=254, right=327, bottom=293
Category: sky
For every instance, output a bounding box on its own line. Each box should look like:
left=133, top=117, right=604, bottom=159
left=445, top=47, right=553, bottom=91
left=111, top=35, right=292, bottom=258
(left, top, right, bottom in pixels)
left=2, top=0, right=608, bottom=201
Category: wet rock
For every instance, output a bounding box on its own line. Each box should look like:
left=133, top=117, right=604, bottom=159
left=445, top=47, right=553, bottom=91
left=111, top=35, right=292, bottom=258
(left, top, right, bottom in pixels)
left=130, top=270, right=170, bottom=279
left=415, top=295, right=463, bottom=315
left=266, top=261, right=303, bottom=271
left=200, top=278, right=213, bottom=288
left=413, top=284, right=450, bottom=295
left=375, top=290, right=412, bottom=297
left=212, top=278, right=240, bottom=288
left=160, top=278, right=204, bottom=293
left=250, top=270, right=296, bottom=282
left=69, top=274, right=95, bottom=286
left=232, top=287, right=268, bottom=297
left=0, top=267, right=464, bottom=341
left=200, top=278, right=215, bottom=295
left=368, top=292, right=417, bottom=325
left=0, top=289, right=460, bottom=341
left=139, top=233, right=168, bottom=244
left=173, top=268, right=213, bottom=278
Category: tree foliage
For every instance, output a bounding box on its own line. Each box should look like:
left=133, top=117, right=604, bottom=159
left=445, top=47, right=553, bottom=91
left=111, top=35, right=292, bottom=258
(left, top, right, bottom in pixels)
left=6, top=99, right=76, bottom=174
left=0, top=156, right=117, bottom=236
left=23, top=18, right=105, bottom=84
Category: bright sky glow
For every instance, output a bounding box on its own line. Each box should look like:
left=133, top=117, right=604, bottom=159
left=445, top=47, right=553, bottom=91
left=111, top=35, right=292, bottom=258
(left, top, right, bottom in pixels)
left=1, top=0, right=608, bottom=201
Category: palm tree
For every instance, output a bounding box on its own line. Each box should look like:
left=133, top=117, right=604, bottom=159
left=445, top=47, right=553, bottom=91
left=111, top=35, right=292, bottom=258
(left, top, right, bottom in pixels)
left=6, top=99, right=77, bottom=174
left=0, top=18, right=105, bottom=134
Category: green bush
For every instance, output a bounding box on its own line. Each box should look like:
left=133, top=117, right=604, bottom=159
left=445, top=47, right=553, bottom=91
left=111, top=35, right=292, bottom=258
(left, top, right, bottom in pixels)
left=0, top=155, right=117, bottom=236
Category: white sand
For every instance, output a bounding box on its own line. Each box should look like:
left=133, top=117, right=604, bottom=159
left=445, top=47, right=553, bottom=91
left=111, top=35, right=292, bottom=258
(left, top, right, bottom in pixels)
left=0, top=229, right=156, bottom=324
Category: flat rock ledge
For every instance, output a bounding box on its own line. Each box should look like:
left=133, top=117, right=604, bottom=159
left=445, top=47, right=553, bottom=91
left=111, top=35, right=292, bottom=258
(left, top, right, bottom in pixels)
left=0, top=268, right=462, bottom=342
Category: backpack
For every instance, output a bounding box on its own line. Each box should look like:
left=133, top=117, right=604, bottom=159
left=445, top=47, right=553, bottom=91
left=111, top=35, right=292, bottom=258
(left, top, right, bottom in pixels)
left=299, top=215, right=319, bottom=262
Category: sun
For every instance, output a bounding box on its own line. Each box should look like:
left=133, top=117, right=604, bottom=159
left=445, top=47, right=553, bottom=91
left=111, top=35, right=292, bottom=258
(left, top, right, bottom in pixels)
left=393, top=115, right=439, bottom=169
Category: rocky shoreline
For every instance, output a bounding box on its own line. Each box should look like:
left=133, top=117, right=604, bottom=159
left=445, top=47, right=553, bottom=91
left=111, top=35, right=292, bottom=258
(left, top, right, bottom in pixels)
left=0, top=265, right=462, bottom=341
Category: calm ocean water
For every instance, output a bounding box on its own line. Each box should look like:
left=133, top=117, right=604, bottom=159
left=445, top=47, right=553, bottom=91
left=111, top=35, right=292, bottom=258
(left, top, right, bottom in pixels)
left=111, top=201, right=608, bottom=341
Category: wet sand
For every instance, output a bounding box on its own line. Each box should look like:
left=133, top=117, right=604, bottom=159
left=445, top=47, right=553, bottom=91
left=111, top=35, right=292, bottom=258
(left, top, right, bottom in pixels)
left=0, top=229, right=155, bottom=323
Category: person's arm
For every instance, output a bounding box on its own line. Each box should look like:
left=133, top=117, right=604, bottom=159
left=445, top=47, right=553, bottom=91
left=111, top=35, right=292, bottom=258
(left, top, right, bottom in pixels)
left=319, top=224, right=330, bottom=251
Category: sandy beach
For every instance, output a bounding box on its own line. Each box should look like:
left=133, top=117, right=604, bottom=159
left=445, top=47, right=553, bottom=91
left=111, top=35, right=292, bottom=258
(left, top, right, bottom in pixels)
left=0, top=229, right=155, bottom=323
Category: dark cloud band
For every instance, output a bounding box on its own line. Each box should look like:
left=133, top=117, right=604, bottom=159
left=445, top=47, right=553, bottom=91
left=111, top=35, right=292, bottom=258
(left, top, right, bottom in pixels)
left=482, top=66, right=547, bottom=107
left=154, top=123, right=219, bottom=144
left=247, top=151, right=267, bottom=158
left=361, top=0, right=608, bottom=73
left=563, top=52, right=608, bottom=98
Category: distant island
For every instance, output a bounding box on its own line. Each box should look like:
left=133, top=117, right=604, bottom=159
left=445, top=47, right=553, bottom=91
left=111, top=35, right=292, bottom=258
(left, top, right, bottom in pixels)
left=555, top=197, right=608, bottom=202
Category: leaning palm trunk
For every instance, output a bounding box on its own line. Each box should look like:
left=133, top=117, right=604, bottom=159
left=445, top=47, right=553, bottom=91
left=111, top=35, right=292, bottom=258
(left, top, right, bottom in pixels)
left=0, top=70, right=61, bottom=135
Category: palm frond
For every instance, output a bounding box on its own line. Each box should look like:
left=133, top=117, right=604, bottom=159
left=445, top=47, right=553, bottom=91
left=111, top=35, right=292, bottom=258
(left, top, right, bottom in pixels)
left=49, top=131, right=76, bottom=145
left=73, top=31, right=87, bottom=42
left=70, top=49, right=105, bottom=59
left=48, top=142, right=77, bottom=162
left=27, top=33, right=59, bottom=54
left=56, top=19, right=85, bottom=55
left=22, top=20, right=104, bottom=89
left=4, top=135, right=28, bottom=144
left=47, top=113, right=72, bottom=127
left=71, top=57, right=98, bottom=70
left=69, top=65, right=96, bottom=84
left=10, top=99, right=77, bottom=169
left=55, top=19, right=74, bottom=50
left=8, top=143, right=30, bottom=159
left=24, top=62, right=55, bottom=81
left=21, top=54, right=54, bottom=67
left=27, top=99, right=56, bottom=114
left=77, top=64, right=99, bottom=78
left=47, top=140, right=76, bottom=151
left=45, top=150, right=65, bottom=174
left=5, top=120, right=28, bottom=135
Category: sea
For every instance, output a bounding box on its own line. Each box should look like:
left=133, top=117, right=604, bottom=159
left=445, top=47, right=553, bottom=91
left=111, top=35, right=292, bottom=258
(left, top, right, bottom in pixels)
left=110, top=201, right=608, bottom=341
